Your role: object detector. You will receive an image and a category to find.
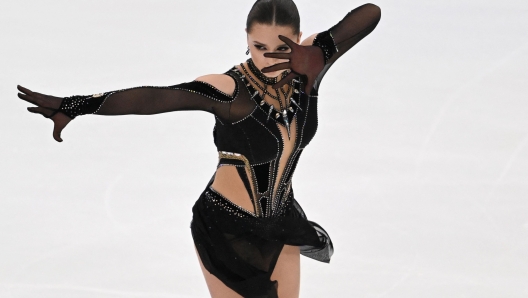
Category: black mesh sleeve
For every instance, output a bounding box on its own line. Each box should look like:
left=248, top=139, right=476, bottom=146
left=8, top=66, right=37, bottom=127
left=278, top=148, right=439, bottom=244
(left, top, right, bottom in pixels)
left=58, top=80, right=241, bottom=122
left=312, top=3, right=381, bottom=91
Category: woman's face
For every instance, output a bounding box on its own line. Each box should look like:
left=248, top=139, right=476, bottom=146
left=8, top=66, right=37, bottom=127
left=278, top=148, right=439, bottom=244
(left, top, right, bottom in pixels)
left=246, top=23, right=302, bottom=78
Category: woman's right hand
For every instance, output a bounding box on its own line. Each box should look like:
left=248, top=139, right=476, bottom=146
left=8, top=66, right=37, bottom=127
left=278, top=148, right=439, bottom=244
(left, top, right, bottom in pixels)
left=17, top=85, right=72, bottom=142
left=261, top=35, right=326, bottom=94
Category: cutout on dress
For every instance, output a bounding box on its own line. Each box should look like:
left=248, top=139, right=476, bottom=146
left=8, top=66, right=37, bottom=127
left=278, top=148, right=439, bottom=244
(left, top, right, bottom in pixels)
left=253, top=162, right=271, bottom=193
left=260, top=196, right=268, bottom=217
left=235, top=166, right=254, bottom=202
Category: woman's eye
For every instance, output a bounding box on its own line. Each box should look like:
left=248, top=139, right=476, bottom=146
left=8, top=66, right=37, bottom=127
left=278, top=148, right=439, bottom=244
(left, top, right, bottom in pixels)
left=254, top=45, right=289, bottom=51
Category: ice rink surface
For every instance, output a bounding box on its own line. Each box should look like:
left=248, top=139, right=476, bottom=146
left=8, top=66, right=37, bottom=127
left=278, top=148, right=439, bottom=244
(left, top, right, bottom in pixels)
left=1, top=0, right=527, bottom=297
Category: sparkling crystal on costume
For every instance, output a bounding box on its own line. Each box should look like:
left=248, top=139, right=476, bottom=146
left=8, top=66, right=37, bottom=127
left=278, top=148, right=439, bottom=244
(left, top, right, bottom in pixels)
left=290, top=98, right=302, bottom=111
left=282, top=109, right=290, bottom=139
left=266, top=105, right=274, bottom=122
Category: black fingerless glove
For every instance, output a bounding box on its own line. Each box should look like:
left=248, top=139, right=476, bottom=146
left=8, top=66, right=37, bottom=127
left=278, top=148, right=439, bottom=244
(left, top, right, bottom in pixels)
left=312, top=30, right=338, bottom=65
left=58, top=92, right=109, bottom=119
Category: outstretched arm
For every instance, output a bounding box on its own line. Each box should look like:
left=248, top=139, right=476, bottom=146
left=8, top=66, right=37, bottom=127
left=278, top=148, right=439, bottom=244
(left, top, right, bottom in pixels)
left=17, top=75, right=236, bottom=142
left=261, top=3, right=381, bottom=93
left=58, top=80, right=235, bottom=118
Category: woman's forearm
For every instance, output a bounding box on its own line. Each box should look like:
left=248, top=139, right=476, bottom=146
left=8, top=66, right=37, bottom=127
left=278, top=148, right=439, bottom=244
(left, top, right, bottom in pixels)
left=313, top=3, right=382, bottom=65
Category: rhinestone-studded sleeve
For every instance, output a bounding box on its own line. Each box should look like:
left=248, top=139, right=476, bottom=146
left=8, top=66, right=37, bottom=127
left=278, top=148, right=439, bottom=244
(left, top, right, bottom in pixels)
left=59, top=93, right=107, bottom=119
left=56, top=78, right=255, bottom=123
left=311, top=3, right=381, bottom=89
left=312, top=31, right=338, bottom=65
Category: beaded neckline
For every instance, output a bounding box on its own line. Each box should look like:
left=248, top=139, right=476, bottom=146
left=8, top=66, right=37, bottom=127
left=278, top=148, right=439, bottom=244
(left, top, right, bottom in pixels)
left=231, top=66, right=304, bottom=140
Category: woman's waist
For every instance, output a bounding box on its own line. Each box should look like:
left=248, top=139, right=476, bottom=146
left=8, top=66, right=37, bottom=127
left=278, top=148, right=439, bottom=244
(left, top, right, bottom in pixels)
left=210, top=165, right=256, bottom=213
left=199, top=184, right=294, bottom=218
left=213, top=165, right=293, bottom=205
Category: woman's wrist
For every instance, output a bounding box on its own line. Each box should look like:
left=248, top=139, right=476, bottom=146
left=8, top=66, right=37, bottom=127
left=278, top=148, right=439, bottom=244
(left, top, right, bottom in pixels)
left=312, top=30, right=339, bottom=65
left=59, top=93, right=107, bottom=119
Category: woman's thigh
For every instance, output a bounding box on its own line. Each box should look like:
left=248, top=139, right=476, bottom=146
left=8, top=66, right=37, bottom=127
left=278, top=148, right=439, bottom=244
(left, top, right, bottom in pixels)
left=271, top=244, right=301, bottom=298
left=195, top=244, right=300, bottom=298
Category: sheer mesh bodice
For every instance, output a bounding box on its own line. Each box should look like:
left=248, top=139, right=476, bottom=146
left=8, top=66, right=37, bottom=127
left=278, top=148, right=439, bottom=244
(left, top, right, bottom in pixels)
left=52, top=4, right=381, bottom=297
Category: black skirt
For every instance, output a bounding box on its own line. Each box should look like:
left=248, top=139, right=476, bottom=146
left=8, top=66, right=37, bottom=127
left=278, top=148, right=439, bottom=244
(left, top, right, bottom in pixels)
left=190, top=182, right=333, bottom=298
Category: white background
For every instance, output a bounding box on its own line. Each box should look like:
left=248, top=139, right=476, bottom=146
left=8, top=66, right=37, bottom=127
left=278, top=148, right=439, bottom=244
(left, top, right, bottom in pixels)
left=1, top=0, right=527, bottom=297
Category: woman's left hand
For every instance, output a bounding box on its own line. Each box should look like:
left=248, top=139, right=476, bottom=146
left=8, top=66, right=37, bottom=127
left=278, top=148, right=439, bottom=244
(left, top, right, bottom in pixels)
left=261, top=35, right=325, bottom=94
left=17, top=85, right=72, bottom=142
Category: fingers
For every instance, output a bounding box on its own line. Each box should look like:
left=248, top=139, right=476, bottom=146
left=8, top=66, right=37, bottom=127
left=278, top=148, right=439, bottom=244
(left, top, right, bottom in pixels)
left=27, top=107, right=38, bottom=113
left=26, top=102, right=68, bottom=142
left=272, top=72, right=299, bottom=90
left=263, top=52, right=291, bottom=60
left=53, top=112, right=72, bottom=142
left=53, top=123, right=63, bottom=142
left=27, top=106, right=46, bottom=116
left=278, top=35, right=296, bottom=48
left=27, top=106, right=64, bottom=141
left=18, top=88, right=62, bottom=109
left=18, top=92, right=34, bottom=103
left=17, top=85, right=34, bottom=95
left=17, top=86, right=39, bottom=105
left=27, top=106, right=57, bottom=118
left=261, top=62, right=290, bottom=73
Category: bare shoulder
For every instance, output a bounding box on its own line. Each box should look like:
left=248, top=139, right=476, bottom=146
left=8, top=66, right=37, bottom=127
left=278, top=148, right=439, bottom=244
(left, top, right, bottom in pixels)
left=194, top=74, right=236, bottom=96
left=301, top=33, right=318, bottom=46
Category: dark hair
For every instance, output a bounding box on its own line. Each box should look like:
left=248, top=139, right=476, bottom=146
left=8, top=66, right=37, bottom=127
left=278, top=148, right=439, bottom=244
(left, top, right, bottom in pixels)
left=246, top=0, right=300, bottom=35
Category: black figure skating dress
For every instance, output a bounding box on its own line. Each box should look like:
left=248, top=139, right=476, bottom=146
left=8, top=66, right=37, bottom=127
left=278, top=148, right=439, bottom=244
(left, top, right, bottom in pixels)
left=54, top=4, right=381, bottom=297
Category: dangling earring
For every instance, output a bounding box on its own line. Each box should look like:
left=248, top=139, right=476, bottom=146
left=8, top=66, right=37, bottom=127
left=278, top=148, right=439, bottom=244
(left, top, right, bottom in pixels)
left=246, top=46, right=250, bottom=55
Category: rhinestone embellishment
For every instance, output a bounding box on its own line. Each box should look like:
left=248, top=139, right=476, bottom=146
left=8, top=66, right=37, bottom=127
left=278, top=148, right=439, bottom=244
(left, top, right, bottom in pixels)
left=282, top=109, right=291, bottom=139
left=290, top=98, right=302, bottom=111
left=266, top=105, right=274, bottom=122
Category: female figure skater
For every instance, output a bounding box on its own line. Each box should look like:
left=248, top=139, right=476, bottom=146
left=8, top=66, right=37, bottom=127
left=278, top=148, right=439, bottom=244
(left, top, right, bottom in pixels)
left=17, top=1, right=381, bottom=297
